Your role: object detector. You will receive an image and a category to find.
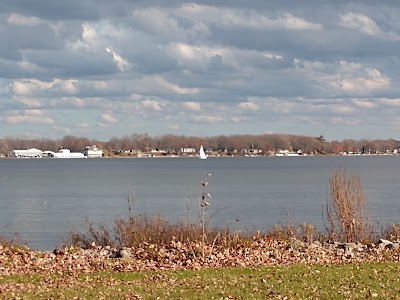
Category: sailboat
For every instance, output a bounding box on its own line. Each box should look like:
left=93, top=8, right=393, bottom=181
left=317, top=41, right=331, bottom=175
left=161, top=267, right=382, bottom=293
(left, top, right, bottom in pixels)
left=199, top=145, right=207, bottom=160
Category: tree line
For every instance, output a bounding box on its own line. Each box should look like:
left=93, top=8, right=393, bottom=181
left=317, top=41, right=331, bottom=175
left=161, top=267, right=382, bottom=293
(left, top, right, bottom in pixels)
left=1, top=133, right=399, bottom=156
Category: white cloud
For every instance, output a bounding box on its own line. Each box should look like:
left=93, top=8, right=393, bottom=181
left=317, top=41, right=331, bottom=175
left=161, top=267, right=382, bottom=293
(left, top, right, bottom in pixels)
left=10, top=79, right=51, bottom=96
left=295, top=59, right=391, bottom=95
left=70, top=22, right=99, bottom=49
left=330, top=116, right=361, bottom=126
left=279, top=13, right=322, bottom=30
left=57, top=79, right=78, bottom=94
left=132, top=8, right=183, bottom=36
left=330, top=68, right=390, bottom=93
left=52, top=126, right=72, bottom=135
left=3, top=110, right=54, bottom=124
left=132, top=7, right=210, bottom=41
left=49, top=21, right=64, bottom=36
left=49, top=97, right=85, bottom=108
left=128, top=94, right=143, bottom=101
left=332, top=105, right=355, bottom=114
left=168, top=124, right=180, bottom=130
left=192, top=115, right=224, bottom=123
left=7, top=13, right=41, bottom=26
left=377, top=98, right=400, bottom=107
left=182, top=101, right=201, bottom=111
left=231, top=116, right=242, bottom=123
left=177, top=4, right=321, bottom=31
left=338, top=61, right=363, bottom=72
left=76, top=122, right=90, bottom=128
left=352, top=99, right=378, bottom=109
left=237, top=101, right=260, bottom=111
left=340, top=13, right=381, bottom=36
left=13, top=97, right=41, bottom=107
left=263, top=98, right=297, bottom=113
left=166, top=43, right=282, bottom=72
left=142, top=99, right=161, bottom=111
left=10, top=81, right=31, bottom=96
left=166, top=43, right=226, bottom=70
left=169, top=43, right=201, bottom=61
left=137, top=76, right=199, bottom=95
left=10, top=79, right=79, bottom=96
left=94, top=81, right=108, bottom=90
left=62, top=127, right=72, bottom=135
left=105, top=47, right=131, bottom=72
left=82, top=22, right=98, bottom=42
left=100, top=113, right=118, bottom=124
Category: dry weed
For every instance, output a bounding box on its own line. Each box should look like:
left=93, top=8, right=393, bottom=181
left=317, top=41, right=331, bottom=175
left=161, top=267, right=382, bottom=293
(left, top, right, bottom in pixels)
left=325, top=168, right=374, bottom=243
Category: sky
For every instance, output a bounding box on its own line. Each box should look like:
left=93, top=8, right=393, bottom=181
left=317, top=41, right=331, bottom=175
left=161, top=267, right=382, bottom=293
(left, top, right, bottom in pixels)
left=1, top=1, right=400, bottom=141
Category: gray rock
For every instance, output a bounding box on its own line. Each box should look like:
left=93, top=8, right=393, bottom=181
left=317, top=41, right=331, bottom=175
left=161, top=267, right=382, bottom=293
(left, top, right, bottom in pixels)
left=344, top=242, right=360, bottom=253
left=99, top=249, right=111, bottom=257
left=83, top=249, right=95, bottom=257
left=289, top=237, right=305, bottom=250
left=378, top=239, right=394, bottom=251
left=120, top=248, right=132, bottom=259
left=109, top=248, right=120, bottom=258
left=310, top=241, right=322, bottom=249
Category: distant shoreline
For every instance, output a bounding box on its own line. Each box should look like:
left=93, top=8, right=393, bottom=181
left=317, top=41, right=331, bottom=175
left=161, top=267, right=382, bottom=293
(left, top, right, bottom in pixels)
left=2, top=153, right=400, bottom=159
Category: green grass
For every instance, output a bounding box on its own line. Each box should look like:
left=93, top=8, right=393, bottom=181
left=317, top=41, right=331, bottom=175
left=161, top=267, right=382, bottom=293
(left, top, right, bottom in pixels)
left=2, top=262, right=400, bottom=299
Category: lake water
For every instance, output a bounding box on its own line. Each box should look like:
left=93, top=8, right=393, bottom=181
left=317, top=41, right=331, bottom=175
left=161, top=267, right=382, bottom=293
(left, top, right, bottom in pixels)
left=1, top=155, right=399, bottom=250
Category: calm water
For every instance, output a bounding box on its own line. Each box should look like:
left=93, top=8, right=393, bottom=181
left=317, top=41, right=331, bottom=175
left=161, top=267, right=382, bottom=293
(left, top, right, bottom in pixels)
left=1, top=156, right=400, bottom=250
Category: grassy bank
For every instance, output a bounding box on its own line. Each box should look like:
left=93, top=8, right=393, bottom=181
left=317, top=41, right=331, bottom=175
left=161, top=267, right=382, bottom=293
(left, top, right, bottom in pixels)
left=1, top=262, right=400, bottom=299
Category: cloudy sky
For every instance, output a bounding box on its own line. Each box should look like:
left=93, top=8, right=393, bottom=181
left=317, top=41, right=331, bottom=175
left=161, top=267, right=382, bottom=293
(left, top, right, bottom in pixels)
left=1, top=1, right=400, bottom=141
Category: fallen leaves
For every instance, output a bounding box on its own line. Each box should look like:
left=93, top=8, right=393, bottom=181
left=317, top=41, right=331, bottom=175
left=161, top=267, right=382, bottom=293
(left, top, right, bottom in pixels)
left=1, top=237, right=399, bottom=278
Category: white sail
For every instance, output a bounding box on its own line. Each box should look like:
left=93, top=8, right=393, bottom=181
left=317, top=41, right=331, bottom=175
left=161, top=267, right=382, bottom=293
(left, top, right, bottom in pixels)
left=199, top=145, right=207, bottom=159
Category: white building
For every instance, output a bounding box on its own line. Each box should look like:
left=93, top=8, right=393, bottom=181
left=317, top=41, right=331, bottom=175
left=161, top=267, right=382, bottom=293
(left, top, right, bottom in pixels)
left=275, top=149, right=300, bottom=156
left=44, top=149, right=85, bottom=158
left=9, top=148, right=43, bottom=158
left=82, top=145, right=103, bottom=158
left=180, top=147, right=196, bottom=153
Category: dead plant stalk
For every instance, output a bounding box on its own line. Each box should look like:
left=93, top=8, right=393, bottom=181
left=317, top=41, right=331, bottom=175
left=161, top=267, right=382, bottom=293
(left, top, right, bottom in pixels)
left=326, top=168, right=373, bottom=243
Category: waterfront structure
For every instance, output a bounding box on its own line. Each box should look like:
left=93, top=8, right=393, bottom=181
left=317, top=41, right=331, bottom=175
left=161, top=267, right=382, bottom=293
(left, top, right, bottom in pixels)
left=180, top=147, right=196, bottom=154
left=82, top=145, right=103, bottom=158
left=275, top=149, right=301, bottom=156
left=43, top=149, right=85, bottom=158
left=9, top=148, right=43, bottom=158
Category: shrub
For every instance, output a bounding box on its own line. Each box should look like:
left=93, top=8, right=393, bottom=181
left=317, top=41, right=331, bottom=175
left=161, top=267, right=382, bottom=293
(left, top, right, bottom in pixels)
left=325, top=168, right=374, bottom=243
left=67, top=214, right=251, bottom=252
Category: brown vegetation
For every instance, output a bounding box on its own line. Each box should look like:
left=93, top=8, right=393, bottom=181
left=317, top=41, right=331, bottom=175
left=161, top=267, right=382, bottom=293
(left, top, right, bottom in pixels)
left=268, top=223, right=317, bottom=245
left=325, top=168, right=375, bottom=243
left=68, top=179, right=247, bottom=257
left=67, top=216, right=248, bottom=258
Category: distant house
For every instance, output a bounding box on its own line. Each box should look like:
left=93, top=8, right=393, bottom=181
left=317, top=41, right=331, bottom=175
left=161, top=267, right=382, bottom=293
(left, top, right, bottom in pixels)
left=9, top=148, right=43, bottom=158
left=249, top=148, right=262, bottom=155
left=180, top=147, right=196, bottom=153
left=124, top=149, right=142, bottom=156
left=82, top=145, right=103, bottom=158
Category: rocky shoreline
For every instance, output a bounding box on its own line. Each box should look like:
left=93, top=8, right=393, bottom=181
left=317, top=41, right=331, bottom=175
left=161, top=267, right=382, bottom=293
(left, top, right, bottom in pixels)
left=1, top=237, right=399, bottom=276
